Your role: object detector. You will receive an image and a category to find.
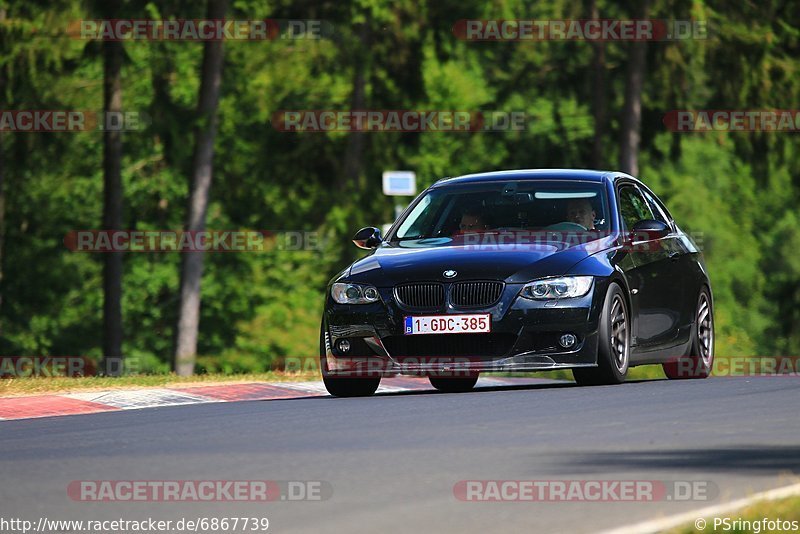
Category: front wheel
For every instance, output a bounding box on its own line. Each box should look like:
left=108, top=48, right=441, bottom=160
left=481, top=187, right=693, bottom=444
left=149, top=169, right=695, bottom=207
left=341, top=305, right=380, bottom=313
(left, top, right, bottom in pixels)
left=663, top=288, right=714, bottom=379
left=429, top=375, right=478, bottom=393
left=573, top=283, right=630, bottom=386
left=320, top=325, right=380, bottom=397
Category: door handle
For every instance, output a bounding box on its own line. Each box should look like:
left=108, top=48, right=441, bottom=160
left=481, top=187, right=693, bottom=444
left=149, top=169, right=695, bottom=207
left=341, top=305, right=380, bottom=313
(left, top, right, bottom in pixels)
left=669, top=251, right=680, bottom=261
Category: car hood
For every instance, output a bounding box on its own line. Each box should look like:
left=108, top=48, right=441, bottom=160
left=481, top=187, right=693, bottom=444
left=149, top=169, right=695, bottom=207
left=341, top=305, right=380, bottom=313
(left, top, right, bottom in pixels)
left=342, top=237, right=615, bottom=286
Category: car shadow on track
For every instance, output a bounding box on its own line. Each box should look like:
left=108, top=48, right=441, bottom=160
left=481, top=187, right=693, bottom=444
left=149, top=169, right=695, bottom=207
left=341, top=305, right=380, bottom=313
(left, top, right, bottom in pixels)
left=370, top=377, right=667, bottom=398
left=533, top=445, right=800, bottom=475
left=373, top=382, right=574, bottom=398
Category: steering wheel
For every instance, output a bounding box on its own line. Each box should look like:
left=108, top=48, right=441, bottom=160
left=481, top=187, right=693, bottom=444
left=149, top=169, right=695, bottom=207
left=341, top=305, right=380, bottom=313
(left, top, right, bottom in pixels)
left=544, top=222, right=588, bottom=231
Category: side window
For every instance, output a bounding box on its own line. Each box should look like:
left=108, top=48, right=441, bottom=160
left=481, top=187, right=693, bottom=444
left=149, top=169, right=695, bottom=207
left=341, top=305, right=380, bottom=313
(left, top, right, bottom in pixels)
left=642, top=189, right=672, bottom=228
left=617, top=185, right=653, bottom=231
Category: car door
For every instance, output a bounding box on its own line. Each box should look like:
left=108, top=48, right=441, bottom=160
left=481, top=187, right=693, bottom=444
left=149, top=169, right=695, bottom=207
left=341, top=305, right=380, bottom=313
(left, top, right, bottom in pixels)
left=640, top=186, right=695, bottom=340
left=617, top=183, right=684, bottom=349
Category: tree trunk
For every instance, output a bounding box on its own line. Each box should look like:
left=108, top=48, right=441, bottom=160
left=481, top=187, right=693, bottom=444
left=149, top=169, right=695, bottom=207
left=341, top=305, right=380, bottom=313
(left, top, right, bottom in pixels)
left=101, top=38, right=124, bottom=376
left=618, top=0, right=650, bottom=176
left=0, top=130, right=5, bottom=318
left=174, top=0, right=229, bottom=376
left=0, top=8, right=6, bottom=318
left=589, top=0, right=607, bottom=169
left=340, top=20, right=371, bottom=190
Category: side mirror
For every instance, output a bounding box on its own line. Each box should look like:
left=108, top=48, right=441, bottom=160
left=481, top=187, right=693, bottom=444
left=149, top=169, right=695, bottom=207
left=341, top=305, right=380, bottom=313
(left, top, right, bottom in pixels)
left=630, top=219, right=670, bottom=241
left=352, top=227, right=382, bottom=250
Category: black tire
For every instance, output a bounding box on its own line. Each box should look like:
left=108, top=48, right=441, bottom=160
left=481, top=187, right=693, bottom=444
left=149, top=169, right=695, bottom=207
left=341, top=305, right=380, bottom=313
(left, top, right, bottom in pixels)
left=429, top=375, right=479, bottom=393
left=319, top=325, right=380, bottom=397
left=573, top=283, right=630, bottom=386
left=663, top=288, right=714, bottom=379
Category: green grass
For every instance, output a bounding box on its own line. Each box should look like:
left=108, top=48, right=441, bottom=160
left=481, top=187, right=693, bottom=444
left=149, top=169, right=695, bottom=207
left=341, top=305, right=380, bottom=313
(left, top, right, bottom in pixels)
left=670, top=495, right=800, bottom=533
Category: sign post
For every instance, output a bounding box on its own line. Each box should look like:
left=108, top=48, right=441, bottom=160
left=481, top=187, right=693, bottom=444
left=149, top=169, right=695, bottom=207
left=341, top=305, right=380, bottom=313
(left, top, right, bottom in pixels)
left=382, top=171, right=417, bottom=235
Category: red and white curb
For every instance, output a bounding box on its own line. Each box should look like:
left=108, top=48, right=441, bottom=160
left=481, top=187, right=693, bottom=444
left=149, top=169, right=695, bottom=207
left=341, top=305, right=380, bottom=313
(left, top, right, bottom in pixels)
left=0, top=376, right=557, bottom=421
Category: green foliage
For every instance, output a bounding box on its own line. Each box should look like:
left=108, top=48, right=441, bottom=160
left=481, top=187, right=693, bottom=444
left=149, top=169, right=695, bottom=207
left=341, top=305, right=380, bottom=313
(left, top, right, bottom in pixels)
left=1, top=0, right=799, bottom=373
left=643, top=135, right=768, bottom=357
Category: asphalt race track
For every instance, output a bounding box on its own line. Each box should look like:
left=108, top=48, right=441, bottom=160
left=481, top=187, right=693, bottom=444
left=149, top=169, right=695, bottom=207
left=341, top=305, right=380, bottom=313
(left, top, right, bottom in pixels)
left=1, top=377, right=798, bottom=533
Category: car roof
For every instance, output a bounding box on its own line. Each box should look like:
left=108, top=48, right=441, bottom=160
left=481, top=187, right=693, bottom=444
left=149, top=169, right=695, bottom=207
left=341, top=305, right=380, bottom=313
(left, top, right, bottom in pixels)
left=432, top=169, right=628, bottom=187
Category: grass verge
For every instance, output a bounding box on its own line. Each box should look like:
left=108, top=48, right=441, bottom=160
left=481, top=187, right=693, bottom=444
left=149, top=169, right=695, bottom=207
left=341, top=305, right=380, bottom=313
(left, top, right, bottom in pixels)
left=0, top=370, right=320, bottom=398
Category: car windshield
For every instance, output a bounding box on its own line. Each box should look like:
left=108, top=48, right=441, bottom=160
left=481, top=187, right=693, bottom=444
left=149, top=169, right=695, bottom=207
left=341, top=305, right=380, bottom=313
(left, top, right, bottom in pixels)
left=391, top=180, right=610, bottom=244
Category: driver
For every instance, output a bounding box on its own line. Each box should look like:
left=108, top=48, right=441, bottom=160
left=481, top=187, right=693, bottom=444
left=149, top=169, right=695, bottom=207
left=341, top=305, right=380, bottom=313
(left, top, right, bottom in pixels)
left=565, top=198, right=596, bottom=230
left=458, top=209, right=489, bottom=233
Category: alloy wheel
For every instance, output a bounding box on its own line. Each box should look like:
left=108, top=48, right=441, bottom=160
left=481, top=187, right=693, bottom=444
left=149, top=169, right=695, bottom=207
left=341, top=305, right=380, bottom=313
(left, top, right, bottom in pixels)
left=610, top=294, right=629, bottom=374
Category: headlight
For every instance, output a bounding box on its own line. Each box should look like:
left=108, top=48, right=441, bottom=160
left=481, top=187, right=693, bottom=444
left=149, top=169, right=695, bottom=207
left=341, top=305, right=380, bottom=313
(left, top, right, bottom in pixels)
left=520, top=276, right=593, bottom=300
left=331, top=283, right=381, bottom=304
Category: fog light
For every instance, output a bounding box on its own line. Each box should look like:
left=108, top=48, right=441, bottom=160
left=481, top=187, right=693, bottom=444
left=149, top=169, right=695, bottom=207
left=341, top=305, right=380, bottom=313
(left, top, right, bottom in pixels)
left=559, top=333, right=577, bottom=349
left=337, top=339, right=351, bottom=353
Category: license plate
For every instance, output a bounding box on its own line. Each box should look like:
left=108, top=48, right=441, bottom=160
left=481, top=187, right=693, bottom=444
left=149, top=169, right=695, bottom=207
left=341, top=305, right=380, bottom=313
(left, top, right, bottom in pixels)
left=404, top=314, right=491, bottom=335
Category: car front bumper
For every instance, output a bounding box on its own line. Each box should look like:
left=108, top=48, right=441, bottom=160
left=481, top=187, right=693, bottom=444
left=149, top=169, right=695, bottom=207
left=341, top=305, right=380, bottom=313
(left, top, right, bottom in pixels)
left=322, top=281, right=605, bottom=377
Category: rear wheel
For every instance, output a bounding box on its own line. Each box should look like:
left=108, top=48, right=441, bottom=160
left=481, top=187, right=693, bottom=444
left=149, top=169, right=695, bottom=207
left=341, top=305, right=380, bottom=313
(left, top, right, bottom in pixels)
left=573, top=283, right=629, bottom=386
left=428, top=375, right=479, bottom=393
left=320, top=325, right=380, bottom=397
left=663, top=289, right=714, bottom=379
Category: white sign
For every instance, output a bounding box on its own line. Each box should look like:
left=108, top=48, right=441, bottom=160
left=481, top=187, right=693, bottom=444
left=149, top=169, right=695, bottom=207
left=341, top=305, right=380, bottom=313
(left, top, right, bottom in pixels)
left=382, top=171, right=416, bottom=196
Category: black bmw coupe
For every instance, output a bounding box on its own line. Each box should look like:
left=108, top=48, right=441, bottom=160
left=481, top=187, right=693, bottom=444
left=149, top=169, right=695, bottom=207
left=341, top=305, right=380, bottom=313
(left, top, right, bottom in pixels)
left=321, top=169, right=714, bottom=396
